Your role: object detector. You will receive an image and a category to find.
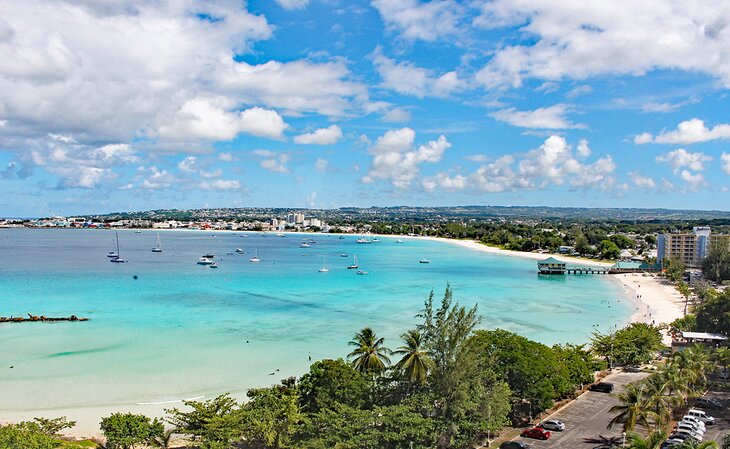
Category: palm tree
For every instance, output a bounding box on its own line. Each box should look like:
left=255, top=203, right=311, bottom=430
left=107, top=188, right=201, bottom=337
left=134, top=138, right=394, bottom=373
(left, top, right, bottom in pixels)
left=714, top=347, right=730, bottom=377
left=347, top=327, right=391, bottom=375
left=641, top=374, right=676, bottom=429
left=672, top=440, right=718, bottom=449
left=625, top=430, right=666, bottom=449
left=393, top=329, right=434, bottom=385
left=608, top=383, right=653, bottom=432
left=677, top=281, right=692, bottom=316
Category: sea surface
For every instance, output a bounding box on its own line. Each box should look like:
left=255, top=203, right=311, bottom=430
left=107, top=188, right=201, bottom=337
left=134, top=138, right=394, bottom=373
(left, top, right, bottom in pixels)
left=0, top=228, right=631, bottom=421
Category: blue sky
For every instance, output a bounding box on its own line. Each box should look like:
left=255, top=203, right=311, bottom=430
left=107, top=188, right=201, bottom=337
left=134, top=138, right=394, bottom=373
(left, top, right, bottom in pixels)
left=1, top=0, right=729, bottom=216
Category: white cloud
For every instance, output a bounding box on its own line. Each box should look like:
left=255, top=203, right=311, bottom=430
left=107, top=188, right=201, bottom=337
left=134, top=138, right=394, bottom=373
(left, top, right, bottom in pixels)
left=238, top=107, right=288, bottom=140
left=253, top=150, right=291, bottom=174
left=678, top=170, right=707, bottom=191
left=276, top=0, right=309, bottom=10
left=199, top=179, right=241, bottom=190
left=576, top=139, right=591, bottom=157
left=361, top=128, right=450, bottom=188
left=464, top=154, right=488, bottom=162
left=306, top=191, right=317, bottom=207
left=474, top=1, right=730, bottom=89
left=140, top=166, right=177, bottom=190
left=423, top=136, right=616, bottom=193
left=315, top=158, right=328, bottom=173
left=371, top=0, right=464, bottom=42
left=629, top=171, right=656, bottom=189
left=294, top=125, right=343, bottom=145
left=637, top=118, right=730, bottom=145
left=372, top=49, right=463, bottom=98
left=381, top=107, right=411, bottom=123
left=218, top=152, right=235, bottom=162
left=720, top=153, right=730, bottom=175
left=656, top=148, right=712, bottom=173
left=491, top=104, right=585, bottom=129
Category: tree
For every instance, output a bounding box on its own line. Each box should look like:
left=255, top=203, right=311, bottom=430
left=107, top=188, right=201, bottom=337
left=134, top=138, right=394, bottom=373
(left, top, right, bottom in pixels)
left=32, top=416, right=76, bottom=437
left=701, top=241, right=730, bottom=283
left=599, top=240, right=621, bottom=260
left=347, top=327, right=391, bottom=375
left=0, top=422, right=55, bottom=449
left=640, top=374, right=675, bottom=429
left=99, top=413, right=164, bottom=449
left=574, top=234, right=591, bottom=255
left=610, top=234, right=636, bottom=250
left=665, top=256, right=686, bottom=282
left=591, top=323, right=664, bottom=367
left=678, top=281, right=692, bottom=316
left=394, top=329, right=435, bottom=386
left=715, top=347, right=730, bottom=376
left=721, top=432, right=730, bottom=449
left=552, top=343, right=604, bottom=388
left=298, top=359, right=370, bottom=412
left=166, top=394, right=242, bottom=449
left=607, top=383, right=652, bottom=432
left=695, top=289, right=730, bottom=336
left=625, top=430, right=666, bottom=449
left=241, top=386, right=302, bottom=449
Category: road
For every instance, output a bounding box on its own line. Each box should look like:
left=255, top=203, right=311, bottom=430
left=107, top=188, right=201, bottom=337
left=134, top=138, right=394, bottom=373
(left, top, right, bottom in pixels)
left=508, top=372, right=649, bottom=449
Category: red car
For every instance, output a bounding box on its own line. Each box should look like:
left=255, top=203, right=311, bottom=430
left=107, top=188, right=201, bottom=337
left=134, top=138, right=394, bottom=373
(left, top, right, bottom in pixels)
left=520, top=427, right=551, bottom=440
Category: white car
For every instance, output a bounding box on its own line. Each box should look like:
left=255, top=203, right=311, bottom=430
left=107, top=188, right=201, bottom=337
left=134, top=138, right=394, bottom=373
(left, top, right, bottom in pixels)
left=673, top=428, right=703, bottom=441
left=675, top=422, right=704, bottom=436
left=681, top=416, right=706, bottom=432
left=538, top=419, right=565, bottom=431
left=688, top=408, right=716, bottom=425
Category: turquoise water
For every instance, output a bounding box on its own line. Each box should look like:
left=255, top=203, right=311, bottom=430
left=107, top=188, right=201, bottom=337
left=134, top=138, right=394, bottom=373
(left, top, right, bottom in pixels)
left=0, top=228, right=631, bottom=418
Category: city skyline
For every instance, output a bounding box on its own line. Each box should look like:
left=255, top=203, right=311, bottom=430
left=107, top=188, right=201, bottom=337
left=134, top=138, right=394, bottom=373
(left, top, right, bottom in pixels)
left=1, top=0, right=730, bottom=216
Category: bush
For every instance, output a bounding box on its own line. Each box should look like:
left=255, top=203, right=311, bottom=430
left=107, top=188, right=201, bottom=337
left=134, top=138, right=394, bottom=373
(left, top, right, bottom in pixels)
left=99, top=413, right=163, bottom=449
left=0, top=422, right=56, bottom=449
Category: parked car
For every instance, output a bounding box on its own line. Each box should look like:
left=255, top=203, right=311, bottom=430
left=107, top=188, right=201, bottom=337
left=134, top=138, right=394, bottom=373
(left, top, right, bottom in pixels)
left=673, top=428, right=703, bottom=441
left=695, top=397, right=722, bottom=409
left=500, top=442, right=531, bottom=449
left=537, top=419, right=565, bottom=431
left=668, top=433, right=698, bottom=443
left=687, top=408, right=716, bottom=424
left=589, top=382, right=614, bottom=393
left=675, top=422, right=704, bottom=436
left=520, top=427, right=551, bottom=440
left=681, top=415, right=706, bottom=431
left=624, top=365, right=642, bottom=372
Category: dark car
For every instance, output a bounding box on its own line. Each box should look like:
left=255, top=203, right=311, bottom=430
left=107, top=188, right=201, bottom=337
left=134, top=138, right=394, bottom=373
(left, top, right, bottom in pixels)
left=520, top=427, right=551, bottom=440
left=500, top=442, right=531, bottom=449
left=589, top=382, right=614, bottom=393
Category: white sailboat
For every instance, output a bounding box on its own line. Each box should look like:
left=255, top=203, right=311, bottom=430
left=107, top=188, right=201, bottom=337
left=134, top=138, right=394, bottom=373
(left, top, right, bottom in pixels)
left=347, top=254, right=359, bottom=269
left=110, top=232, right=127, bottom=263
left=151, top=233, right=162, bottom=252
left=250, top=249, right=260, bottom=263
left=318, top=256, right=329, bottom=273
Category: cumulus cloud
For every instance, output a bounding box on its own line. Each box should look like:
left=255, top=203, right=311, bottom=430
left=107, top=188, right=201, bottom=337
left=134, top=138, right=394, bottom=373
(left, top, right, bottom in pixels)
left=139, top=166, right=177, bottom=190
left=276, top=0, right=309, bottom=10
left=381, top=107, right=411, bottom=123
left=722, top=153, right=730, bottom=175
left=491, top=104, right=585, bottom=129
left=636, top=118, right=730, bottom=145
left=218, top=152, right=235, bottom=162
left=253, top=150, right=291, bottom=174
left=199, top=179, right=241, bottom=190
left=474, top=1, right=730, bottom=89
left=629, top=171, right=656, bottom=190
left=422, top=136, right=616, bottom=193
left=656, top=148, right=712, bottom=173
left=361, top=128, right=450, bottom=188
left=371, top=0, right=464, bottom=42
left=294, top=125, right=343, bottom=145
left=372, top=49, right=463, bottom=98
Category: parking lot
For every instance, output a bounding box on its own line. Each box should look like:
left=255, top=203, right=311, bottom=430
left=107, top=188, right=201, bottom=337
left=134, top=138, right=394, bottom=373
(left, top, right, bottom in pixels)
left=507, top=372, right=649, bottom=449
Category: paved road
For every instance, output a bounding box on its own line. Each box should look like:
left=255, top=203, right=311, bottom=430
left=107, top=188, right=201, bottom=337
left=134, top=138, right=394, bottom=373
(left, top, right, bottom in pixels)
left=510, top=372, right=649, bottom=449
left=695, top=387, right=729, bottom=444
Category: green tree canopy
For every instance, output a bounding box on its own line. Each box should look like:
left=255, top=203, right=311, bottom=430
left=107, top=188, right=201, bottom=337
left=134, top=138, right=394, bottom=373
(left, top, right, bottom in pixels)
left=701, top=240, right=730, bottom=283
left=241, top=386, right=302, bottom=449
left=695, top=289, right=730, bottom=336
left=166, top=394, right=242, bottom=449
left=347, top=327, right=391, bottom=375
left=99, top=413, right=163, bottom=449
left=591, top=323, right=664, bottom=367
left=0, top=422, right=55, bottom=449
left=298, top=358, right=370, bottom=413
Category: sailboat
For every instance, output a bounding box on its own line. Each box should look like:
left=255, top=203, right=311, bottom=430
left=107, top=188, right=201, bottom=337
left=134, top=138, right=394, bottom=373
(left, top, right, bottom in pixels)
left=347, top=254, right=358, bottom=269
left=151, top=233, right=162, bottom=252
left=250, top=249, right=260, bottom=263
left=110, top=232, right=127, bottom=263
left=107, top=237, right=118, bottom=258
left=318, top=256, right=329, bottom=273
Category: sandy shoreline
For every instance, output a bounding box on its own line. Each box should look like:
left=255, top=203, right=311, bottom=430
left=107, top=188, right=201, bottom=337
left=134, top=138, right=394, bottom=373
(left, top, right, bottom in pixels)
left=1, top=231, right=685, bottom=440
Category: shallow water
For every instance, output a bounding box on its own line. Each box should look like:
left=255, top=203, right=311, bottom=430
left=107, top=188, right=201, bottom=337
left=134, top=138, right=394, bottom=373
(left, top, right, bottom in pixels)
left=0, top=228, right=630, bottom=415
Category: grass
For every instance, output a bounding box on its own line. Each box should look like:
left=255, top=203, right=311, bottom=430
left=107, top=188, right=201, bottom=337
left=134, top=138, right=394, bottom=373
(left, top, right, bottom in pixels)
left=55, top=439, right=98, bottom=448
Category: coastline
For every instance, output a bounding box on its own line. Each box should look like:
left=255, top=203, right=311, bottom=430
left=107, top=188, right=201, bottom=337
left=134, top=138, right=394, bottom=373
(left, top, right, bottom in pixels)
left=1, top=230, right=684, bottom=441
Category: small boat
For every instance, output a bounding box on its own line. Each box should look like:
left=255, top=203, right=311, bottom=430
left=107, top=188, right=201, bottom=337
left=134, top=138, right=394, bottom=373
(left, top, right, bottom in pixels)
left=356, top=238, right=372, bottom=244
left=250, top=249, right=260, bottom=263
left=203, top=253, right=215, bottom=259
left=340, top=253, right=348, bottom=257
left=318, top=257, right=329, bottom=273
left=135, top=230, right=142, bottom=234
left=235, top=248, right=244, bottom=254
left=300, top=242, right=310, bottom=248
left=356, top=270, right=368, bottom=275
left=347, top=254, right=359, bottom=269
left=338, top=235, right=345, bottom=240
left=276, top=233, right=285, bottom=237
left=151, top=233, right=162, bottom=252
left=107, top=250, right=118, bottom=258
left=371, top=238, right=381, bottom=243
left=197, top=257, right=213, bottom=265
left=419, top=259, right=430, bottom=264
left=395, top=239, right=403, bottom=244
left=209, top=263, right=219, bottom=269
left=110, top=232, right=127, bottom=263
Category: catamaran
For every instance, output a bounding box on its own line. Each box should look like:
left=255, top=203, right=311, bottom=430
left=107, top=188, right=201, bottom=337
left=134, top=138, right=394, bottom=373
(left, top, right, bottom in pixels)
left=250, top=249, right=260, bottom=263
left=318, top=256, right=329, bottom=273
left=110, top=232, right=127, bottom=263
left=347, top=254, right=359, bottom=269
left=151, top=233, right=162, bottom=252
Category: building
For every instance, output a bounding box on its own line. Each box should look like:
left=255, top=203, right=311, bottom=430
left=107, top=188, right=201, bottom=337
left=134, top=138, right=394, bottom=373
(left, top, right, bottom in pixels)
left=537, top=257, right=567, bottom=274
left=658, top=227, right=730, bottom=268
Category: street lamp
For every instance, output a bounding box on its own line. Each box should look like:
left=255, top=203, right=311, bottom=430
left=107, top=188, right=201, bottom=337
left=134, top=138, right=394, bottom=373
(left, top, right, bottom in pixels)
left=622, top=431, right=626, bottom=448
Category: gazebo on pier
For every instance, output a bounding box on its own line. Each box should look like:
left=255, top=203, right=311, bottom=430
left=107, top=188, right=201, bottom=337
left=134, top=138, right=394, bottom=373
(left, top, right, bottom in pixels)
left=537, top=257, right=567, bottom=274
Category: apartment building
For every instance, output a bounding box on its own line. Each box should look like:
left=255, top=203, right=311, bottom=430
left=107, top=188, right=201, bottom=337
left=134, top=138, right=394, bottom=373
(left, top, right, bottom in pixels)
left=658, top=226, right=729, bottom=267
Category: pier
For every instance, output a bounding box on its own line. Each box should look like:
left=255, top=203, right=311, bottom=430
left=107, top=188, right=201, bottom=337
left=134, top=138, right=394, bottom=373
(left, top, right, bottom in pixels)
left=0, top=314, right=90, bottom=324
left=538, top=257, right=662, bottom=275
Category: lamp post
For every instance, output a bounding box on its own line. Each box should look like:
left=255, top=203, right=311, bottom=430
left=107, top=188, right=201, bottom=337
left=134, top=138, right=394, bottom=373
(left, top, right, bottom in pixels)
left=622, top=431, right=626, bottom=448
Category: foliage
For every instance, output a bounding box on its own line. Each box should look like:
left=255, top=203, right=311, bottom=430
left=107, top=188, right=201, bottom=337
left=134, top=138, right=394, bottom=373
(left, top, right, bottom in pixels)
left=666, top=256, right=686, bottom=282
left=702, top=240, right=730, bottom=283
left=599, top=239, right=621, bottom=259
left=240, top=385, right=302, bottom=449
left=669, top=314, right=697, bottom=335
left=695, top=289, right=730, bottom=336
left=99, top=413, right=163, bottom=449
left=721, top=432, right=730, bottom=449
left=607, top=383, right=653, bottom=432
left=0, top=422, right=56, bottom=449
left=166, top=394, right=242, bottom=449
left=552, top=343, right=605, bottom=387
left=609, top=234, right=636, bottom=250
left=33, top=417, right=76, bottom=437
left=347, top=327, right=391, bottom=375
left=298, top=359, right=370, bottom=412
left=591, top=323, right=664, bottom=366
left=393, top=329, right=435, bottom=386
left=625, top=430, right=666, bottom=449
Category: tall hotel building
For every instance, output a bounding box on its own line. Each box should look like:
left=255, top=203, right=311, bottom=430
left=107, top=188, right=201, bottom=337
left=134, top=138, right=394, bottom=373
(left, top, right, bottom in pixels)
left=658, top=227, right=729, bottom=268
